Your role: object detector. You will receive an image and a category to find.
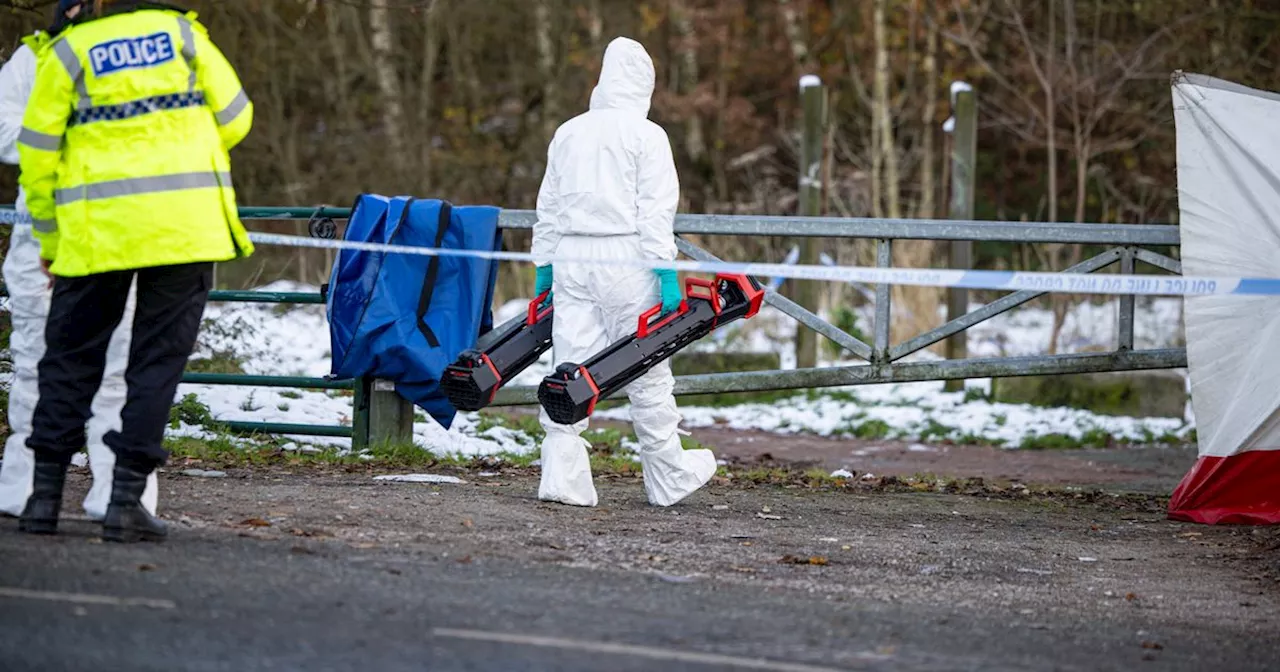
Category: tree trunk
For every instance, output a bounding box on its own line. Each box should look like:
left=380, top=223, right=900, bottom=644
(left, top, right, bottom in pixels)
left=535, top=0, right=557, bottom=142
left=417, top=0, right=441, bottom=194
left=874, top=0, right=900, bottom=220
left=368, top=1, right=404, bottom=173
left=918, top=0, right=939, bottom=219
left=587, top=0, right=604, bottom=49
left=1046, top=0, right=1058, bottom=223
left=711, top=7, right=736, bottom=206
left=779, top=0, right=809, bottom=63
left=671, top=0, right=705, bottom=162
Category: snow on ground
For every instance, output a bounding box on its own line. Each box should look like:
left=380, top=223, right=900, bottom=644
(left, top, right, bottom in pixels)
left=173, top=283, right=1192, bottom=457
left=595, top=381, right=1188, bottom=448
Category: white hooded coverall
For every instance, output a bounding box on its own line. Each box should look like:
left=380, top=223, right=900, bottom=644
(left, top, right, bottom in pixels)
left=0, top=43, right=157, bottom=519
left=532, top=37, right=716, bottom=507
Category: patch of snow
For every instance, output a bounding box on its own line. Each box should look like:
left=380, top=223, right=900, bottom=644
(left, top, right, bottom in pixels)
left=181, top=469, right=227, bottom=478
left=373, top=474, right=466, bottom=484
left=598, top=380, right=1186, bottom=449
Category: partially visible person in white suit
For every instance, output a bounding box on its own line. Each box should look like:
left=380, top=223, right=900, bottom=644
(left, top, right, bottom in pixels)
left=0, top=30, right=157, bottom=519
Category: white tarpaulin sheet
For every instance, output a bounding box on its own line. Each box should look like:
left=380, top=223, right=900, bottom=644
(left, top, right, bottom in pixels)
left=1173, top=73, right=1280, bottom=458
left=1170, top=72, right=1280, bottom=524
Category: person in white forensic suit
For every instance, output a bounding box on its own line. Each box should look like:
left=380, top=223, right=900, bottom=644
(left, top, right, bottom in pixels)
left=532, top=36, right=717, bottom=508
left=0, top=32, right=158, bottom=519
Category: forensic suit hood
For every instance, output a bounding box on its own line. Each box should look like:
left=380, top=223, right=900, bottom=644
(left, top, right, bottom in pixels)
left=531, top=37, right=679, bottom=265
left=532, top=37, right=715, bottom=508
left=588, top=37, right=654, bottom=115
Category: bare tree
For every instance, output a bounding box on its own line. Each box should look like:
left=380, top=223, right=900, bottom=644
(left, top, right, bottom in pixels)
left=917, top=0, right=939, bottom=219
left=873, top=0, right=901, bottom=220
left=534, top=0, right=558, bottom=142
left=368, top=1, right=406, bottom=171
left=671, top=0, right=706, bottom=162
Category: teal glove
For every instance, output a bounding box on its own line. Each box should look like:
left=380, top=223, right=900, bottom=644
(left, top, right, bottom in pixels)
left=535, top=265, right=553, bottom=307
left=654, top=269, right=682, bottom=316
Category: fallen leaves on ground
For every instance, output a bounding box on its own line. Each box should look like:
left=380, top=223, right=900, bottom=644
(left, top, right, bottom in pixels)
left=240, top=518, right=271, bottom=528
left=779, top=555, right=828, bottom=566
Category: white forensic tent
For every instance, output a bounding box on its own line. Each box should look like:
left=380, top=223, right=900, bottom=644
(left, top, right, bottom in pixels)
left=1169, top=72, right=1280, bottom=524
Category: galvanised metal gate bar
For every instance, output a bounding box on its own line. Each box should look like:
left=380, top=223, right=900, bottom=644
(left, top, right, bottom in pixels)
left=184, top=288, right=370, bottom=447
left=238, top=207, right=1187, bottom=409
left=490, top=213, right=1186, bottom=404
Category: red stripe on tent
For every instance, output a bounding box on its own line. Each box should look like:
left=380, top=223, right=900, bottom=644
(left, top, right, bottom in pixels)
left=1168, top=450, right=1280, bottom=525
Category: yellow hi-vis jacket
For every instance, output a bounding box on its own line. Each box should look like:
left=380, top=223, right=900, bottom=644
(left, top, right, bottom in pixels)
left=17, top=7, right=254, bottom=277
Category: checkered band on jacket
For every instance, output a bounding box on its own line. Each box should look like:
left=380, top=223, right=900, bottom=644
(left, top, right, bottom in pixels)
left=70, top=91, right=207, bottom=127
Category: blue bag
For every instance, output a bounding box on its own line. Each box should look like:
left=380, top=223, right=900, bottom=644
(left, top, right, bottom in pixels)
left=327, top=194, right=502, bottom=429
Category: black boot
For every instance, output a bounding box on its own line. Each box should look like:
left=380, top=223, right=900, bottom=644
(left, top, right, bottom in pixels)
left=19, top=458, right=69, bottom=535
left=102, top=462, right=166, bottom=543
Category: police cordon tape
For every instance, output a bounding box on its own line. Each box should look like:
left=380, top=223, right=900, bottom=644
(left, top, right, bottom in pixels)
left=2, top=207, right=1279, bottom=297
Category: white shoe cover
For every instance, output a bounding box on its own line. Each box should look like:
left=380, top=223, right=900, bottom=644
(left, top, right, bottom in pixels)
left=538, top=433, right=599, bottom=507
left=639, top=445, right=717, bottom=507
left=0, top=444, right=34, bottom=517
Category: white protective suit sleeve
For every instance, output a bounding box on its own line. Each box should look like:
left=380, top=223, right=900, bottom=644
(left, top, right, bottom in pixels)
left=0, top=44, right=156, bottom=519
left=634, top=126, right=679, bottom=262
left=534, top=37, right=715, bottom=508
left=531, top=135, right=563, bottom=266
left=0, top=45, right=35, bottom=165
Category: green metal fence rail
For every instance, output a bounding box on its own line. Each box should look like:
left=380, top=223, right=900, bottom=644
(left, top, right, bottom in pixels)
left=187, top=288, right=369, bottom=448
left=0, top=277, right=373, bottom=447
left=202, top=209, right=420, bottom=447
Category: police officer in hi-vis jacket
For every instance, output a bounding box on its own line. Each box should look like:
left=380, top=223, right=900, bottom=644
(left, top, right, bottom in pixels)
left=16, top=0, right=254, bottom=542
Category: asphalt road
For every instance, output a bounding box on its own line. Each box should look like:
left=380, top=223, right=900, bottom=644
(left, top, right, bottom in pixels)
left=0, top=472, right=1276, bottom=672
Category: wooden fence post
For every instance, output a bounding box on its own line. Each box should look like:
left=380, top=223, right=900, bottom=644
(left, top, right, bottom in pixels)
left=795, top=74, right=826, bottom=370
left=944, top=83, right=977, bottom=392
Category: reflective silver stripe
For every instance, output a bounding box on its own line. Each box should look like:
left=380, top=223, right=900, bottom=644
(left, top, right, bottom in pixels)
left=33, top=218, right=56, bottom=234
left=18, top=127, right=61, bottom=151
left=177, top=18, right=197, bottom=91
left=215, top=89, right=249, bottom=126
left=54, top=171, right=232, bottom=205
left=52, top=39, right=90, bottom=111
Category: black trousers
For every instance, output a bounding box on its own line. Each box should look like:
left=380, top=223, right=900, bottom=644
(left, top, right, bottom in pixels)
left=26, top=262, right=212, bottom=471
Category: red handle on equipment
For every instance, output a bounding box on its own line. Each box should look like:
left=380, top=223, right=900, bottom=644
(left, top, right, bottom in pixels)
left=637, top=299, right=689, bottom=339
left=684, top=277, right=721, bottom=315
left=527, top=290, right=553, bottom=326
